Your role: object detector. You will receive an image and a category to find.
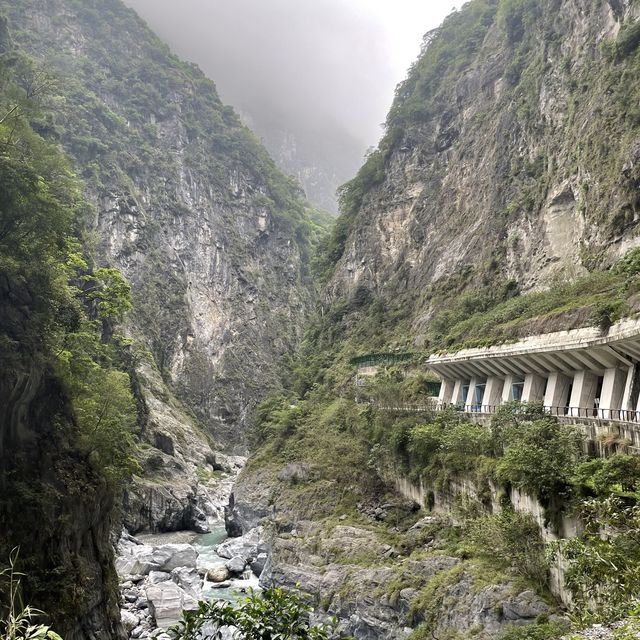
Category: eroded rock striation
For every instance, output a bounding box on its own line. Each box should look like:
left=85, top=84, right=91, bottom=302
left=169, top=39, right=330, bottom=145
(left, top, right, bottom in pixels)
left=328, top=0, right=640, bottom=340
left=1, top=0, right=319, bottom=455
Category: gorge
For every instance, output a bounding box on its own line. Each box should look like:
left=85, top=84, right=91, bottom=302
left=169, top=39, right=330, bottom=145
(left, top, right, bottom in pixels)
left=1, top=1, right=640, bottom=640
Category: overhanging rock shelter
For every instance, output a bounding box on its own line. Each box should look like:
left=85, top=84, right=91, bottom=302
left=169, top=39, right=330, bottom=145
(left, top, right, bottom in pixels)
left=427, top=318, right=640, bottom=449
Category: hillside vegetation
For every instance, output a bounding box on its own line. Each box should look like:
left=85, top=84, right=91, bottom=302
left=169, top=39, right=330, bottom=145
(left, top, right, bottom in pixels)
left=0, top=21, right=139, bottom=634
left=243, top=1, right=640, bottom=637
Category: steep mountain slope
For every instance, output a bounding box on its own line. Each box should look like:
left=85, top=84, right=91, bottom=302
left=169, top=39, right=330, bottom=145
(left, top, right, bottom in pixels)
left=0, top=23, right=138, bottom=637
left=0, top=0, right=323, bottom=455
left=326, top=0, right=640, bottom=348
left=237, top=108, right=365, bottom=215
left=228, top=2, right=640, bottom=638
left=0, top=2, right=327, bottom=636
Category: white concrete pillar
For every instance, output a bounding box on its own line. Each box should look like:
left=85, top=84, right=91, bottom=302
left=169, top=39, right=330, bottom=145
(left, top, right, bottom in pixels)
left=465, top=377, right=480, bottom=411
left=437, top=378, right=455, bottom=407
left=484, top=377, right=505, bottom=411
left=544, top=372, right=572, bottom=415
left=522, top=373, right=547, bottom=403
left=599, top=368, right=627, bottom=420
left=452, top=380, right=466, bottom=406
left=621, top=365, right=636, bottom=410
left=502, top=374, right=515, bottom=403
left=568, top=371, right=598, bottom=418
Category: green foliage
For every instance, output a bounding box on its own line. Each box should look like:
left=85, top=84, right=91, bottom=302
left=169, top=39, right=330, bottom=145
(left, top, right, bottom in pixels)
left=554, top=497, right=640, bottom=623
left=387, top=1, right=498, bottom=131
left=613, top=247, right=640, bottom=277
left=320, top=0, right=499, bottom=281
left=613, top=21, right=640, bottom=60
left=497, top=0, right=540, bottom=46
left=425, top=268, right=631, bottom=353
left=465, top=508, right=549, bottom=589
left=255, top=394, right=302, bottom=446
left=573, top=454, right=640, bottom=497
left=0, top=550, right=63, bottom=640
left=613, top=616, right=640, bottom=640
left=82, top=267, right=133, bottom=321
left=495, top=620, right=570, bottom=640
left=407, top=410, right=492, bottom=486
left=2, top=0, right=323, bottom=264
left=493, top=407, right=585, bottom=506
left=0, top=29, right=138, bottom=628
left=408, top=564, right=465, bottom=629
left=171, top=588, right=331, bottom=640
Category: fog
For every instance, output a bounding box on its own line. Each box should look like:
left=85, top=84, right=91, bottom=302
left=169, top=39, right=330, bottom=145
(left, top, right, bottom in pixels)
left=122, top=0, right=459, bottom=210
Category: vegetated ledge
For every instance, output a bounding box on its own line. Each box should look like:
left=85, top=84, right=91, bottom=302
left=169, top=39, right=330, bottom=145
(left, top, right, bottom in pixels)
left=427, top=315, right=640, bottom=369
left=424, top=250, right=640, bottom=354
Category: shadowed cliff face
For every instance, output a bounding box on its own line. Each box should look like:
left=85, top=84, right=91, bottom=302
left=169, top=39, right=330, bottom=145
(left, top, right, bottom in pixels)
left=1, top=0, right=321, bottom=452
left=328, top=0, right=640, bottom=343
left=0, top=214, right=124, bottom=639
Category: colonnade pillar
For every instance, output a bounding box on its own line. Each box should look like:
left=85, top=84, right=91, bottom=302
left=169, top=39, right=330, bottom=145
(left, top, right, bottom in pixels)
left=599, top=368, right=627, bottom=419
left=568, top=371, right=598, bottom=417
left=522, top=373, right=546, bottom=403
left=437, top=378, right=456, bottom=406
left=483, top=376, right=504, bottom=411
left=543, top=372, right=572, bottom=413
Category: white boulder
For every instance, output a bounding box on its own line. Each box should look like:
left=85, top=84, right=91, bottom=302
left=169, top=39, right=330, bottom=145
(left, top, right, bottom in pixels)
left=146, top=582, right=198, bottom=630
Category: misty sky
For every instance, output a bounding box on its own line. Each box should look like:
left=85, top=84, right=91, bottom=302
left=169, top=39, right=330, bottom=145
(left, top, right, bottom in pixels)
left=123, top=0, right=460, bottom=148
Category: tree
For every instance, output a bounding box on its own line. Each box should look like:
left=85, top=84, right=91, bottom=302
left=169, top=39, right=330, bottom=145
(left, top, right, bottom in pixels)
left=171, top=588, right=331, bottom=640
left=555, top=497, right=640, bottom=622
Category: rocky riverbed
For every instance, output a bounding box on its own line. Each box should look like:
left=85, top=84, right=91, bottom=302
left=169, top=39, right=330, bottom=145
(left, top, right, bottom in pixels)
left=116, top=525, right=269, bottom=638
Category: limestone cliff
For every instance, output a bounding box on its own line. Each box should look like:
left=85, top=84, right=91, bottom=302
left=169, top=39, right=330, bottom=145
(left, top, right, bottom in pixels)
left=227, top=2, right=640, bottom=638
left=328, top=0, right=640, bottom=345
left=0, top=0, right=321, bottom=457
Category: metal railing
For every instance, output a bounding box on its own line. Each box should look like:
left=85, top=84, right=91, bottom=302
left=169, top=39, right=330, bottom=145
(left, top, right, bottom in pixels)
left=358, top=398, right=640, bottom=425
left=435, top=403, right=640, bottom=424
left=350, top=352, right=420, bottom=367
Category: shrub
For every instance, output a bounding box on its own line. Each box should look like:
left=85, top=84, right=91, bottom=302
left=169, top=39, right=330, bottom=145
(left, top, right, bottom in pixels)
left=171, top=587, right=330, bottom=640
left=573, top=454, right=640, bottom=496
left=493, top=412, right=585, bottom=505
left=465, top=508, right=549, bottom=590
left=495, top=620, right=570, bottom=640
left=555, top=497, right=640, bottom=622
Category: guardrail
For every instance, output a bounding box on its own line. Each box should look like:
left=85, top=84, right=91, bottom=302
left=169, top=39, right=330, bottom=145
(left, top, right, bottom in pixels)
left=437, top=403, right=640, bottom=424
left=350, top=352, right=420, bottom=367
left=360, top=400, right=640, bottom=424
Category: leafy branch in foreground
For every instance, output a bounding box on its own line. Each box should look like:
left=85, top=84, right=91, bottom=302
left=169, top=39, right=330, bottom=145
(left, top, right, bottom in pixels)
left=171, top=588, right=332, bottom=640
left=0, top=549, right=62, bottom=640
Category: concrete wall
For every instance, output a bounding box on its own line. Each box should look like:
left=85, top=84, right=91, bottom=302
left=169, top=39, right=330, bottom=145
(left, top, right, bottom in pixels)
left=393, top=471, right=578, bottom=606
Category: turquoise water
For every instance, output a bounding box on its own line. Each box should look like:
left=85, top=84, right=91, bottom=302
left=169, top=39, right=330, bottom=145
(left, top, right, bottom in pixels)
left=134, top=523, right=260, bottom=604
left=194, top=523, right=260, bottom=604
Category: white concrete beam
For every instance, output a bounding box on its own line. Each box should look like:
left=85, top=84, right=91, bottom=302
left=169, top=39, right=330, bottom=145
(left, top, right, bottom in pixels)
left=514, top=356, right=545, bottom=376
left=570, top=350, right=606, bottom=373
left=555, top=352, right=587, bottom=372
left=599, top=346, right=631, bottom=367
left=535, top=352, right=571, bottom=374
left=617, top=341, right=640, bottom=360
left=486, top=359, right=513, bottom=376
left=495, top=359, right=522, bottom=376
